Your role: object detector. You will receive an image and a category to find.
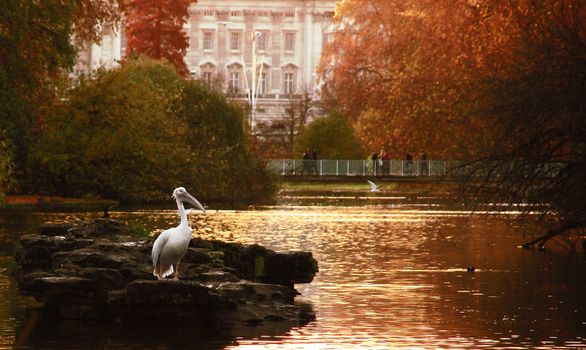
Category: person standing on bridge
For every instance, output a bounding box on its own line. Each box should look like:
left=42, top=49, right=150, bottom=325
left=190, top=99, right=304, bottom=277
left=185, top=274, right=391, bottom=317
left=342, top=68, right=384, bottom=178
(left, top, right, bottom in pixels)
left=370, top=150, right=379, bottom=175
left=311, top=148, right=318, bottom=175
left=378, top=148, right=386, bottom=176
left=382, top=149, right=391, bottom=175
left=406, top=150, right=414, bottom=175
left=301, top=149, right=310, bottom=175
left=419, top=150, right=428, bottom=176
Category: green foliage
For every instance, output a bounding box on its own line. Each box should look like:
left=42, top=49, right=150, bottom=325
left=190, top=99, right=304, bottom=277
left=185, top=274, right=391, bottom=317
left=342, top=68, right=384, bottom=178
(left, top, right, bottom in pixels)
left=0, top=0, right=121, bottom=190
left=178, top=80, right=276, bottom=203
left=128, top=222, right=150, bottom=237
left=30, top=58, right=186, bottom=202
left=0, top=0, right=77, bottom=178
left=254, top=256, right=266, bottom=278
left=294, top=112, right=366, bottom=159
left=30, top=58, right=276, bottom=203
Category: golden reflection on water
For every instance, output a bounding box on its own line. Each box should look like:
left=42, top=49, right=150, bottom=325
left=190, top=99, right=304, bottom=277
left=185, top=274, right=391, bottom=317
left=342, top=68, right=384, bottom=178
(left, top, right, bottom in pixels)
left=2, top=205, right=585, bottom=349
left=179, top=206, right=583, bottom=349
left=0, top=261, right=16, bottom=349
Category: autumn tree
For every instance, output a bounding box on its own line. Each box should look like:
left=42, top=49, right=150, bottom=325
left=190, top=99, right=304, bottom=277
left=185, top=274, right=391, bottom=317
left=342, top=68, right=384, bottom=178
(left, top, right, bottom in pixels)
left=282, top=90, right=316, bottom=155
left=255, top=90, right=316, bottom=158
left=72, top=0, right=124, bottom=44
left=125, top=0, right=195, bottom=75
left=318, top=0, right=515, bottom=159
left=457, top=0, right=586, bottom=247
left=321, top=0, right=586, bottom=244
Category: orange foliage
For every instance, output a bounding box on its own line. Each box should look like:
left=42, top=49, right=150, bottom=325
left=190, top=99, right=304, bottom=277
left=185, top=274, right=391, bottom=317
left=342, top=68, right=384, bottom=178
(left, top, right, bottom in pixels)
left=125, top=0, right=195, bottom=75
left=318, top=0, right=584, bottom=160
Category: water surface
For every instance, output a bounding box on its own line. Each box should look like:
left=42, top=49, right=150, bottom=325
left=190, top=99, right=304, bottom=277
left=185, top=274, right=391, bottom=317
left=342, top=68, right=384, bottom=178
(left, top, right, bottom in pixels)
left=1, top=205, right=584, bottom=349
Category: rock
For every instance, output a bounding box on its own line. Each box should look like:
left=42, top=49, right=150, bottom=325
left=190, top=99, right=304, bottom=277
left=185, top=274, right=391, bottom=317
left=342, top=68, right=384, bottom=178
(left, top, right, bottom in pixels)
left=39, top=223, right=75, bottom=236
left=67, top=219, right=131, bottom=239
left=108, top=280, right=217, bottom=323
left=262, top=251, right=319, bottom=285
left=23, top=275, right=112, bottom=319
left=195, top=270, right=240, bottom=283
left=214, top=281, right=299, bottom=305
left=57, top=243, right=153, bottom=281
left=196, top=239, right=319, bottom=285
left=15, top=219, right=318, bottom=333
left=15, top=234, right=94, bottom=277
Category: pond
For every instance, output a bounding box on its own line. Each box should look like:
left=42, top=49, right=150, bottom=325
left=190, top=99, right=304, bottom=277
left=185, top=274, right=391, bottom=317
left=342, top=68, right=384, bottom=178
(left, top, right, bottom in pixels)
left=1, top=204, right=585, bottom=349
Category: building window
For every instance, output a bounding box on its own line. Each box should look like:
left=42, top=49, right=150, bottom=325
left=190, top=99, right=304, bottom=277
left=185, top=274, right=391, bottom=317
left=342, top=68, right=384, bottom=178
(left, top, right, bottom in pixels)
left=257, top=32, right=267, bottom=51
left=285, top=32, right=295, bottom=51
left=120, top=24, right=127, bottom=58
left=229, top=72, right=240, bottom=93
left=230, top=32, right=240, bottom=51
left=202, top=71, right=213, bottom=85
left=285, top=12, right=294, bottom=19
left=284, top=72, right=294, bottom=94
left=204, top=10, right=213, bottom=17
left=231, top=11, right=241, bottom=17
left=259, top=72, right=266, bottom=94
left=203, top=31, right=214, bottom=50
left=258, top=11, right=268, bottom=17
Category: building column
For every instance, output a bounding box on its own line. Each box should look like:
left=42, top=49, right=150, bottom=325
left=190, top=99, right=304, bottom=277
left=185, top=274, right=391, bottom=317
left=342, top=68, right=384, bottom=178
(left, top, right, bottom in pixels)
left=304, top=9, right=314, bottom=91
left=112, top=29, right=122, bottom=64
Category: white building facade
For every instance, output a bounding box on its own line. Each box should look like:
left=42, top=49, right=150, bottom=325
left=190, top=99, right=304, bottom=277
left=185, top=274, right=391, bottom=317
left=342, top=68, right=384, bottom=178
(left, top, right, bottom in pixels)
left=73, top=26, right=126, bottom=77
left=186, top=0, right=337, bottom=130
left=74, top=0, right=337, bottom=131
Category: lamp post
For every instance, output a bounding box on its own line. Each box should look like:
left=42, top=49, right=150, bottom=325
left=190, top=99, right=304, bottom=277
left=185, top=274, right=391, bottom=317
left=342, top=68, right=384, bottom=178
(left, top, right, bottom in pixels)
left=243, top=31, right=264, bottom=134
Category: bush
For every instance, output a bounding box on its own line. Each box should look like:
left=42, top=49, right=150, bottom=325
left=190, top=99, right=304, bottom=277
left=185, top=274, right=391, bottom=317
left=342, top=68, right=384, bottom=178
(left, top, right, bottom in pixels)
left=178, top=80, right=277, bottom=203
left=294, top=111, right=366, bottom=159
left=30, top=58, right=275, bottom=203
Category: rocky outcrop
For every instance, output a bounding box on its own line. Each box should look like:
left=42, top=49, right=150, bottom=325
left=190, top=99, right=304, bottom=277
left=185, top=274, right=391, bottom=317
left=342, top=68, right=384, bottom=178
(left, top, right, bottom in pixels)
left=15, top=219, right=318, bottom=330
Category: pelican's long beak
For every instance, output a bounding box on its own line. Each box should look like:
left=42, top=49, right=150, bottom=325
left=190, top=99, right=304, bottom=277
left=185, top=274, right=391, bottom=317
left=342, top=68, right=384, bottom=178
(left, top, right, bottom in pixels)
left=180, top=192, right=206, bottom=213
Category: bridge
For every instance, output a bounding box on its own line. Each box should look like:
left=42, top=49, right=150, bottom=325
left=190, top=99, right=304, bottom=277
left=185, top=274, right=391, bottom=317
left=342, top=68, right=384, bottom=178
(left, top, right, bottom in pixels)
left=266, top=159, right=563, bottom=181
left=267, top=159, right=458, bottom=178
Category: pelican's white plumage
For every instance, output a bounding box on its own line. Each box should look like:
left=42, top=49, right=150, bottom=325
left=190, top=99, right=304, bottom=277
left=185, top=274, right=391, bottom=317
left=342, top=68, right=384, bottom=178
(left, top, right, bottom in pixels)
left=367, top=180, right=379, bottom=192
left=152, top=187, right=205, bottom=280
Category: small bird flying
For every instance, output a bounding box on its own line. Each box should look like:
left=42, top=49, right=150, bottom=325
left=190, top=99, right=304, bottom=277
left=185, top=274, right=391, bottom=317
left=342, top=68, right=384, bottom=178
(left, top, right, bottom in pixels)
left=151, top=187, right=205, bottom=280
left=367, top=180, right=379, bottom=192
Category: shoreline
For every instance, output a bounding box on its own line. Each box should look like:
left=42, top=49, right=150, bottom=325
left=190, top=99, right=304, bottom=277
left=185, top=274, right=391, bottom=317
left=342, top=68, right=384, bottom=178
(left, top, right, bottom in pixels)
left=0, top=195, right=118, bottom=211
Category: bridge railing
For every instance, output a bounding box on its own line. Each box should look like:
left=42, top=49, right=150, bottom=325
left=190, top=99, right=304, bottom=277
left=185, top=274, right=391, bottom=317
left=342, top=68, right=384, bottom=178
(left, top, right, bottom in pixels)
left=267, top=159, right=567, bottom=179
left=267, top=159, right=460, bottom=177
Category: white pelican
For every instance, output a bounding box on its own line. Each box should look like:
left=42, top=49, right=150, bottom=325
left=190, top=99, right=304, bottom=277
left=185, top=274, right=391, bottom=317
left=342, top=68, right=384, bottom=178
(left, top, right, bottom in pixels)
left=152, top=187, right=206, bottom=280
left=367, top=180, right=379, bottom=192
